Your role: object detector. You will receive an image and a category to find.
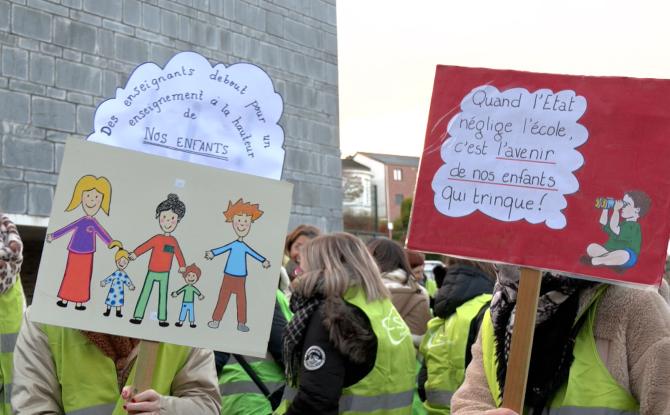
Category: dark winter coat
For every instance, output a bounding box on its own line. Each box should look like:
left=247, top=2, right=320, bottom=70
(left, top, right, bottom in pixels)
left=286, top=299, right=377, bottom=415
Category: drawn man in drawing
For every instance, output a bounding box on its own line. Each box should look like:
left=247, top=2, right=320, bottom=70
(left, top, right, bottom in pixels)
left=205, top=199, right=270, bottom=332
left=586, top=190, right=650, bottom=269
left=129, top=194, right=186, bottom=327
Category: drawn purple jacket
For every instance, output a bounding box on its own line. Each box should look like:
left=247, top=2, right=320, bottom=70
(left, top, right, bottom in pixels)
left=51, top=216, right=113, bottom=253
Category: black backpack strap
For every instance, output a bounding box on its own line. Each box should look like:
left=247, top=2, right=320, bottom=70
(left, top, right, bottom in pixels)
left=231, top=354, right=285, bottom=411
left=232, top=354, right=272, bottom=396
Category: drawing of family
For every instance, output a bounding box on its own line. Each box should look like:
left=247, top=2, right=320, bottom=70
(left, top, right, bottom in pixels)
left=48, top=176, right=268, bottom=331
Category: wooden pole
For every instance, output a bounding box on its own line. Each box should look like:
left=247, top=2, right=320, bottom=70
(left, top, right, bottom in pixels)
left=502, top=267, right=542, bottom=412
left=132, top=340, right=160, bottom=394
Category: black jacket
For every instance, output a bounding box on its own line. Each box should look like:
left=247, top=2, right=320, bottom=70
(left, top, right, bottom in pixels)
left=287, top=302, right=377, bottom=415
left=434, top=265, right=494, bottom=319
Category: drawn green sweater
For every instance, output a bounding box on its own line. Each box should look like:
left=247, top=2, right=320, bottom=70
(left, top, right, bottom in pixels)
left=603, top=221, right=641, bottom=254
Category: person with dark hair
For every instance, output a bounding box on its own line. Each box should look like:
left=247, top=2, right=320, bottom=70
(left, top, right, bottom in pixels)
left=419, top=257, right=495, bottom=414
left=451, top=266, right=670, bottom=415
left=0, top=213, right=24, bottom=415
left=284, top=224, right=320, bottom=282
left=432, top=264, right=447, bottom=290
left=129, top=194, right=187, bottom=327
left=367, top=238, right=431, bottom=337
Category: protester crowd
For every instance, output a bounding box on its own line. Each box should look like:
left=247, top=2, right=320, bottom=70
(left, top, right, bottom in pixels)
left=2, top=216, right=669, bottom=414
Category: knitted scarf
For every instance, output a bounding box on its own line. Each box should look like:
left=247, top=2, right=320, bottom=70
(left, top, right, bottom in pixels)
left=0, top=214, right=23, bottom=295
left=283, top=291, right=322, bottom=386
left=282, top=288, right=377, bottom=388
left=81, top=331, right=140, bottom=389
left=490, top=266, right=594, bottom=413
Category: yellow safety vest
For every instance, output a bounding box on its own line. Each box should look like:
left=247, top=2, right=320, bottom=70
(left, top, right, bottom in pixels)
left=42, top=324, right=192, bottom=414
left=425, top=279, right=438, bottom=298
left=277, top=287, right=416, bottom=414
left=0, top=279, right=24, bottom=415
left=481, top=288, right=639, bottom=414
left=420, top=293, right=491, bottom=414
left=218, top=290, right=292, bottom=414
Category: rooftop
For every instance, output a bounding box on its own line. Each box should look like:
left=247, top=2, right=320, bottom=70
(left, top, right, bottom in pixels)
left=342, top=157, right=371, bottom=171
left=356, top=152, right=420, bottom=167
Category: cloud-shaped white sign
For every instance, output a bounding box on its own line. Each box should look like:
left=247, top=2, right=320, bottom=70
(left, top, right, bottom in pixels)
left=432, top=86, right=588, bottom=229
left=87, top=51, right=285, bottom=180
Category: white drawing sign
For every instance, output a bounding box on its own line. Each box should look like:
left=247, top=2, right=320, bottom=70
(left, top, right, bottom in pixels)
left=32, top=139, right=293, bottom=357
left=88, top=51, right=285, bottom=180
left=432, top=86, right=588, bottom=229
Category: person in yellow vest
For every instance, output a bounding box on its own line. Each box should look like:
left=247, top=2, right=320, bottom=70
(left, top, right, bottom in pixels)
left=278, top=233, right=416, bottom=414
left=11, top=308, right=221, bottom=414
left=216, top=289, right=292, bottom=414
left=0, top=214, right=25, bottom=415
left=419, top=258, right=495, bottom=414
left=451, top=265, right=670, bottom=415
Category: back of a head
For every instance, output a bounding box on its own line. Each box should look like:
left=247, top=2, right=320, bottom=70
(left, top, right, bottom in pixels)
left=300, top=232, right=389, bottom=302
left=444, top=256, right=497, bottom=282
left=405, top=249, right=425, bottom=270
left=433, top=264, right=447, bottom=289
left=366, top=238, right=414, bottom=276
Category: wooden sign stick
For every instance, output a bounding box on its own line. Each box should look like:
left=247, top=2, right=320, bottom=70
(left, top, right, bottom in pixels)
left=132, top=340, right=160, bottom=394
left=502, top=267, right=543, bottom=412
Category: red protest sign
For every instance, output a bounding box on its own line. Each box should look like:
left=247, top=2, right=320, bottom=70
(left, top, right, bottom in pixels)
left=407, top=66, right=670, bottom=287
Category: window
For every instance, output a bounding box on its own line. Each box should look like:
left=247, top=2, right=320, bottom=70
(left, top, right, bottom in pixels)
left=393, top=168, right=403, bottom=181
left=395, top=194, right=404, bottom=205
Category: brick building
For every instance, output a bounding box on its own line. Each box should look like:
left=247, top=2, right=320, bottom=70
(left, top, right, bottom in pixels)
left=350, top=152, right=419, bottom=223
left=0, top=0, right=340, bottom=299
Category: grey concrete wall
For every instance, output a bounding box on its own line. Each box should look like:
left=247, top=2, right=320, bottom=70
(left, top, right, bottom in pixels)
left=0, top=0, right=341, bottom=232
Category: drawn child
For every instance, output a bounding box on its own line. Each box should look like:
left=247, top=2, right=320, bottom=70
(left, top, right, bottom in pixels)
left=129, top=194, right=187, bottom=327
left=586, top=190, right=651, bottom=269
left=100, top=241, right=135, bottom=318
left=205, top=199, right=270, bottom=332
left=46, top=175, right=115, bottom=310
left=171, top=263, right=205, bottom=328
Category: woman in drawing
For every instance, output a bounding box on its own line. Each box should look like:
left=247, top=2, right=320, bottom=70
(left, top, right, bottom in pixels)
left=46, top=175, right=115, bottom=310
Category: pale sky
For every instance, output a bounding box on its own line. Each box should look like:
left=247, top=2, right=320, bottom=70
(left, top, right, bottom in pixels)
left=337, top=0, right=670, bottom=158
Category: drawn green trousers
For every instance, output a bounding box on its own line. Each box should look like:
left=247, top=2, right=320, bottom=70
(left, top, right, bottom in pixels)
left=133, top=271, right=169, bottom=321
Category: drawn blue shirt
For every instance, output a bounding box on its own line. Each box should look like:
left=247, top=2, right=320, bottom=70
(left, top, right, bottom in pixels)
left=211, top=240, right=265, bottom=277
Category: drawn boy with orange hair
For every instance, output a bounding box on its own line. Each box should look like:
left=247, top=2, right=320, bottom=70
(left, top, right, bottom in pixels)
left=205, top=199, right=270, bottom=332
